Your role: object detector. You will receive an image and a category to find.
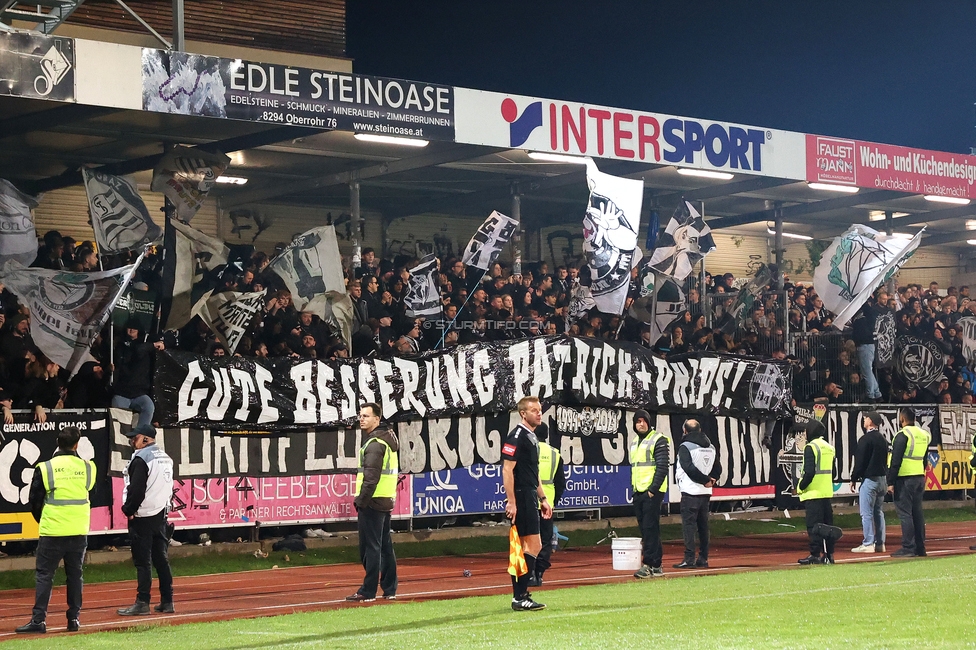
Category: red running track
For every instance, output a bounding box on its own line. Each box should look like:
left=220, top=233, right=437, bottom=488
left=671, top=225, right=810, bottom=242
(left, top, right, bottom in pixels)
left=2, top=520, right=975, bottom=640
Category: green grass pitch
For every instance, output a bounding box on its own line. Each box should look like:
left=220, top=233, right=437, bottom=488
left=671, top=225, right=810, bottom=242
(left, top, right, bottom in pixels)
left=6, top=553, right=975, bottom=649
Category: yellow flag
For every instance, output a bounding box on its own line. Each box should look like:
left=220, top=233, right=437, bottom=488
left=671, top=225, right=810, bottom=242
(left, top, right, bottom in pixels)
left=508, top=525, right=528, bottom=577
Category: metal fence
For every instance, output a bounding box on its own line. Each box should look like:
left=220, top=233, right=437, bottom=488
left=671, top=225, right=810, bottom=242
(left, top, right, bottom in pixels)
left=702, top=290, right=790, bottom=357
left=788, top=331, right=866, bottom=403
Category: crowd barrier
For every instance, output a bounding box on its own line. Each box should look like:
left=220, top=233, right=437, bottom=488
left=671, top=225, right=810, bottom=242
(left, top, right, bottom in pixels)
left=0, top=404, right=973, bottom=542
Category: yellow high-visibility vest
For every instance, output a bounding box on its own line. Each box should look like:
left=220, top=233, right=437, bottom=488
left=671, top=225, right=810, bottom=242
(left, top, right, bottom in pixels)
left=631, top=431, right=668, bottom=493
left=38, top=454, right=95, bottom=537
left=355, top=437, right=399, bottom=499
left=798, top=437, right=834, bottom=502
left=538, top=441, right=561, bottom=505
left=896, top=425, right=930, bottom=477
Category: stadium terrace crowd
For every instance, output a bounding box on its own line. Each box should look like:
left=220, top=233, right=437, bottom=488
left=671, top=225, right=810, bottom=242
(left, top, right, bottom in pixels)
left=1, top=230, right=973, bottom=419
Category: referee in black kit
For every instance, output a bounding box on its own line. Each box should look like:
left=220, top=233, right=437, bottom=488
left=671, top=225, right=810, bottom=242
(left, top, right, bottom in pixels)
left=502, top=396, right=552, bottom=612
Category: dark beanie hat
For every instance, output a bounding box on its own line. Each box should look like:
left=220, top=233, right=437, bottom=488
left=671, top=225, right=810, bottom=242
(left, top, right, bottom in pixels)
left=535, top=423, right=549, bottom=442
left=633, top=409, right=651, bottom=428
left=805, top=419, right=826, bottom=440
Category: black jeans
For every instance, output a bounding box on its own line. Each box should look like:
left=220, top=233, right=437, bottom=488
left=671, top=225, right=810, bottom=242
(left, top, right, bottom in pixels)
left=537, top=515, right=554, bottom=578
left=128, top=511, right=173, bottom=604
left=894, top=475, right=926, bottom=554
left=32, top=535, right=87, bottom=622
left=633, top=490, right=663, bottom=568
left=356, top=507, right=397, bottom=598
left=679, top=493, right=710, bottom=563
left=804, top=498, right=834, bottom=556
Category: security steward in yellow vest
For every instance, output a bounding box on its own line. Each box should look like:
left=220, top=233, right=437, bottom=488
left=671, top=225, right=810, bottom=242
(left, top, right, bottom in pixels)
left=796, top=419, right=840, bottom=565
left=886, top=407, right=931, bottom=557
left=346, top=402, right=400, bottom=602
left=529, top=423, right=565, bottom=588
left=630, top=409, right=670, bottom=578
left=16, top=427, right=95, bottom=634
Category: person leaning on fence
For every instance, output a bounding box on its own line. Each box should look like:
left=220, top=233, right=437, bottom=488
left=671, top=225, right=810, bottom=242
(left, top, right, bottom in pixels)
left=529, top=422, right=565, bottom=588
left=631, top=409, right=669, bottom=579
left=886, top=407, right=930, bottom=558
left=346, top=402, right=400, bottom=603
left=15, top=426, right=95, bottom=634
left=797, top=419, right=842, bottom=565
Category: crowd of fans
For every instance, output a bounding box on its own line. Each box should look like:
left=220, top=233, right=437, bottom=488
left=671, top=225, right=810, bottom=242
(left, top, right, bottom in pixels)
left=2, top=229, right=973, bottom=420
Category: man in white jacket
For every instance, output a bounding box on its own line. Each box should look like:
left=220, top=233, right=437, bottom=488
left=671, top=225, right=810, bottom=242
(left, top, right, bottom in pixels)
left=673, top=419, right=722, bottom=569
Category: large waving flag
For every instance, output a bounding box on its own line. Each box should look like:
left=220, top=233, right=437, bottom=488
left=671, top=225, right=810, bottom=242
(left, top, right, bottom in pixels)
left=192, top=289, right=267, bottom=354
left=582, top=159, right=643, bottom=315
left=462, top=210, right=519, bottom=271
left=404, top=253, right=441, bottom=317
left=0, top=255, right=143, bottom=374
left=648, top=200, right=716, bottom=282
left=814, top=225, right=923, bottom=330
left=82, top=169, right=162, bottom=253
left=268, top=225, right=350, bottom=345
left=161, top=219, right=250, bottom=330
left=0, top=178, right=39, bottom=267
left=151, top=146, right=230, bottom=222
left=720, top=264, right=775, bottom=335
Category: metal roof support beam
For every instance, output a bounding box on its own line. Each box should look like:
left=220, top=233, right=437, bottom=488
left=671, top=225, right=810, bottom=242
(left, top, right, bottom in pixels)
left=918, top=230, right=976, bottom=248
left=0, top=104, right=119, bottom=140
left=21, top=125, right=323, bottom=195
left=865, top=203, right=976, bottom=227
left=388, top=160, right=648, bottom=221
left=223, top=146, right=484, bottom=209
left=651, top=176, right=797, bottom=206
left=706, top=189, right=907, bottom=229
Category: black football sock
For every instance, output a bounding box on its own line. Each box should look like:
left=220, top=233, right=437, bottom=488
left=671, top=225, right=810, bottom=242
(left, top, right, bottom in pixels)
left=517, top=554, right=537, bottom=598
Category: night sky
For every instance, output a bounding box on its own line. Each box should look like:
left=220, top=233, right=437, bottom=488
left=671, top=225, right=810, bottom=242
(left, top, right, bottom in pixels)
left=347, top=1, right=976, bottom=154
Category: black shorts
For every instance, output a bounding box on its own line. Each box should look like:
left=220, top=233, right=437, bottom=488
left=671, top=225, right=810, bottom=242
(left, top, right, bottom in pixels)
left=513, top=490, right=541, bottom=537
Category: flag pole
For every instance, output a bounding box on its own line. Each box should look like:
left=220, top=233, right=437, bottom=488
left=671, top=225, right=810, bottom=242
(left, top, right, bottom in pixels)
left=649, top=268, right=658, bottom=346
left=435, top=268, right=488, bottom=350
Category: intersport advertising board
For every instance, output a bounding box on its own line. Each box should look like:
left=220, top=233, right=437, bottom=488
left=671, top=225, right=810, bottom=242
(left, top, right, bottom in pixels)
left=454, top=88, right=806, bottom=179
left=806, top=134, right=976, bottom=200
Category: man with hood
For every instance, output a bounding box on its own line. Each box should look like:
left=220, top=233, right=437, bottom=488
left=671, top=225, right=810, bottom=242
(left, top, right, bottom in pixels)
left=346, top=403, right=400, bottom=602
left=112, top=320, right=164, bottom=427
left=797, top=419, right=841, bottom=565
left=673, top=419, right=721, bottom=569
left=630, top=409, right=669, bottom=578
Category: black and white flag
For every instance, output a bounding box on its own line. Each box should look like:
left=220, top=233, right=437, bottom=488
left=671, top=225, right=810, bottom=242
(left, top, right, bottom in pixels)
left=151, top=146, right=230, bottom=222
left=404, top=253, right=441, bottom=317
left=568, top=281, right=596, bottom=328
left=268, top=225, right=350, bottom=345
left=813, top=225, right=922, bottom=330
left=956, top=316, right=976, bottom=365
left=192, top=289, right=267, bottom=354
left=874, top=311, right=897, bottom=369
left=895, top=335, right=945, bottom=391
left=0, top=178, right=38, bottom=267
left=462, top=210, right=518, bottom=271
left=161, top=218, right=233, bottom=330
left=721, top=264, right=775, bottom=335
left=0, top=255, right=142, bottom=374
left=582, top=159, right=643, bottom=315
left=648, top=200, right=716, bottom=282
left=82, top=168, right=161, bottom=253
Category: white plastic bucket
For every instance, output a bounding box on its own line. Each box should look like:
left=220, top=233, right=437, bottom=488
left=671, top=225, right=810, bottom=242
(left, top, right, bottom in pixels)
left=611, top=537, right=643, bottom=571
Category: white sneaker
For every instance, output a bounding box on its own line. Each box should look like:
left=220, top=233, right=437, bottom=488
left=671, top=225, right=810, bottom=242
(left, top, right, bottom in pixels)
left=851, top=544, right=876, bottom=553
